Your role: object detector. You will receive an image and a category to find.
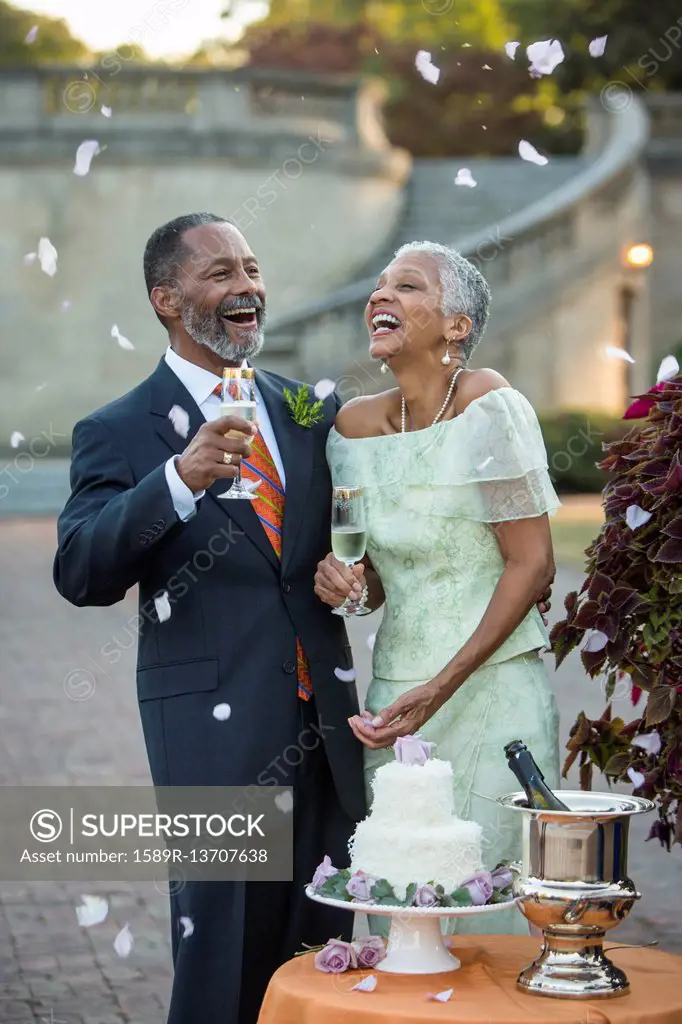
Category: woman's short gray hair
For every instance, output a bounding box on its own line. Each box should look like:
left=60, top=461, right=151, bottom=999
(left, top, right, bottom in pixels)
left=393, top=241, right=491, bottom=361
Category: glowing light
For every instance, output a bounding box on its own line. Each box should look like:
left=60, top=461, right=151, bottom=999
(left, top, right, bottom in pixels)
left=624, top=243, right=653, bottom=269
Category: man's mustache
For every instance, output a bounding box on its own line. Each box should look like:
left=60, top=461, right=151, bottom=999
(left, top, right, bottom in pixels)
left=217, top=296, right=265, bottom=317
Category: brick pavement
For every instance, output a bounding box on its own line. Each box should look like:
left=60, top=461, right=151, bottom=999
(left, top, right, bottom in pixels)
left=0, top=520, right=680, bottom=1023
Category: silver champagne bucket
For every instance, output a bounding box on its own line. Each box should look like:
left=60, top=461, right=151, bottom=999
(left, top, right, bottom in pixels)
left=498, top=790, right=654, bottom=999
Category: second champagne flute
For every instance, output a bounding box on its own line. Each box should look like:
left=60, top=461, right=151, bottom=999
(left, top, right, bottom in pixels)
left=218, top=367, right=258, bottom=501
left=331, top=486, right=371, bottom=617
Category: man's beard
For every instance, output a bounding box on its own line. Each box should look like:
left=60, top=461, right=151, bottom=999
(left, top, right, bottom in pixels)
left=181, top=299, right=266, bottom=363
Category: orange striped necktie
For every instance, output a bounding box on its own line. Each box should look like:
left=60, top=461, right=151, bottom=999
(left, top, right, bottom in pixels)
left=212, top=382, right=313, bottom=701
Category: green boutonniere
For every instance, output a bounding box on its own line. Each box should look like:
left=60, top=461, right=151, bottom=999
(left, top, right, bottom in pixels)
left=283, top=384, right=325, bottom=428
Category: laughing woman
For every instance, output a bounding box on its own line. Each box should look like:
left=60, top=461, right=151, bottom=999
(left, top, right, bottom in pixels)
left=314, top=241, right=561, bottom=936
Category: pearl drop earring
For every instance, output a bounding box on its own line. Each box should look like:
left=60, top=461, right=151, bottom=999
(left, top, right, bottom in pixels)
left=380, top=360, right=389, bottom=375
left=441, top=340, right=452, bottom=366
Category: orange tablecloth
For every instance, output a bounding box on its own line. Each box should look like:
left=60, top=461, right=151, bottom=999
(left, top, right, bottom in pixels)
left=258, top=936, right=682, bottom=1024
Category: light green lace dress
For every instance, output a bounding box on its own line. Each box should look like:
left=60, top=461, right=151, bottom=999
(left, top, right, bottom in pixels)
left=327, top=387, right=562, bottom=936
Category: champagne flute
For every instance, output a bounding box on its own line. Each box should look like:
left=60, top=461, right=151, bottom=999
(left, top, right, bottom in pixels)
left=331, top=486, right=371, bottom=617
left=218, top=367, right=258, bottom=501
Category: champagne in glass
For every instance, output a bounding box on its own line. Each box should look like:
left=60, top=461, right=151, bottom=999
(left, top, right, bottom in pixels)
left=331, top=486, right=371, bottom=617
left=218, top=367, right=258, bottom=501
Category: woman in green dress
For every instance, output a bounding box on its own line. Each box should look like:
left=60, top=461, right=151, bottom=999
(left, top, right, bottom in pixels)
left=315, top=241, right=561, bottom=935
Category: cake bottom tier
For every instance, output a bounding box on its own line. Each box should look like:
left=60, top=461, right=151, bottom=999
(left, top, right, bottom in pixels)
left=349, top=820, right=483, bottom=902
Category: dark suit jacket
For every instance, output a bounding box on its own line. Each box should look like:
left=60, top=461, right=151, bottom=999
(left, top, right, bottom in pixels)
left=54, top=357, right=366, bottom=823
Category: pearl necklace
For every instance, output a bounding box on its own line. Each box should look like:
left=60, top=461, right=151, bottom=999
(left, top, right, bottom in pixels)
left=401, top=367, right=464, bottom=434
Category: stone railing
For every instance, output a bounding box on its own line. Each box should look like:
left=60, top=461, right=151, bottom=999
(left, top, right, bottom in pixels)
left=266, top=91, right=651, bottom=408
left=0, top=66, right=406, bottom=176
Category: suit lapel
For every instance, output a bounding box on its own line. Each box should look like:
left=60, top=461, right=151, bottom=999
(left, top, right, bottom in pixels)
left=149, top=359, right=279, bottom=571
left=255, top=370, right=314, bottom=574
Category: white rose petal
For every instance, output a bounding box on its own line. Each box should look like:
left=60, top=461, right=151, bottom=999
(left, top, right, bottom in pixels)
left=589, top=35, right=608, bottom=58
left=526, top=38, right=565, bottom=76
left=505, top=41, right=520, bottom=59
left=415, top=50, right=440, bottom=84
left=274, top=791, right=294, bottom=813
left=10, top=431, right=25, bottom=449
left=111, top=324, right=135, bottom=350
left=23, top=252, right=37, bottom=266
left=334, top=666, right=356, bottom=683
left=76, top=895, right=109, bottom=928
left=427, top=988, right=454, bottom=1002
left=583, top=629, right=609, bottom=653
left=454, top=168, right=477, bottom=188
left=367, top=632, right=376, bottom=651
left=656, top=354, right=679, bottom=382
left=113, top=922, right=134, bottom=958
left=627, top=767, right=645, bottom=789
left=482, top=64, right=492, bottom=70
left=38, top=237, right=58, bottom=276
left=212, top=703, right=231, bottom=722
left=518, top=140, right=549, bottom=166
left=154, top=591, right=171, bottom=623
left=168, top=405, right=190, bottom=439
left=476, top=456, right=495, bottom=471
left=352, top=975, right=378, bottom=992
left=314, top=378, right=335, bottom=400
left=25, top=25, right=39, bottom=44
left=35, top=382, right=47, bottom=392
left=625, top=504, right=652, bottom=531
left=101, top=105, right=113, bottom=118
left=631, top=731, right=662, bottom=757
left=74, top=139, right=101, bottom=176
left=179, top=916, right=195, bottom=938
left=605, top=345, right=635, bottom=364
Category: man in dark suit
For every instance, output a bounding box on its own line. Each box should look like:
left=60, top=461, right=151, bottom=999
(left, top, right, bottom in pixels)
left=54, top=213, right=367, bottom=1024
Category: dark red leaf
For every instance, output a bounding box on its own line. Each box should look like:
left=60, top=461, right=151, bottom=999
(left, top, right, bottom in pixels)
left=663, top=516, right=682, bottom=540
left=631, top=684, right=643, bottom=706
left=644, top=686, right=676, bottom=727
left=574, top=600, right=600, bottom=629
left=595, top=614, right=618, bottom=641
left=653, top=539, right=682, bottom=563
left=588, top=572, right=614, bottom=602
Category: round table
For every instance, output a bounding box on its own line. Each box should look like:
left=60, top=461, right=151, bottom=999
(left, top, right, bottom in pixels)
left=257, top=936, right=682, bottom=1023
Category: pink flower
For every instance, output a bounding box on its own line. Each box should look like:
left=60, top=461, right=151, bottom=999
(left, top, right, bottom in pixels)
left=346, top=871, right=374, bottom=902
left=414, top=884, right=439, bottom=907
left=355, top=936, right=386, bottom=968
left=462, top=871, right=494, bottom=906
left=491, top=865, right=514, bottom=890
left=311, top=855, right=338, bottom=889
left=314, top=939, right=358, bottom=973
left=623, top=381, right=666, bottom=420
left=394, top=735, right=435, bottom=766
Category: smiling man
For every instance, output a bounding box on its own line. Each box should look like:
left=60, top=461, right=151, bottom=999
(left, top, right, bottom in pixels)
left=53, top=213, right=366, bottom=1024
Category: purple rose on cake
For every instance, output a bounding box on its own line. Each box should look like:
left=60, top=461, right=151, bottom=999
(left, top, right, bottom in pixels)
left=461, top=870, right=494, bottom=906
left=491, top=865, right=514, bottom=890
left=394, top=735, right=435, bottom=766
left=311, top=855, right=338, bottom=889
left=414, top=884, right=439, bottom=907
left=314, top=939, right=358, bottom=973
left=346, top=870, right=374, bottom=902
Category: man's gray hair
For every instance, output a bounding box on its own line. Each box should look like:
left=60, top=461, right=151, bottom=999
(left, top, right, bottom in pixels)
left=393, top=241, right=491, bottom=361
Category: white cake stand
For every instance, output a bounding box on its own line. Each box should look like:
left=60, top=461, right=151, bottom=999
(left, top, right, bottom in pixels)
left=305, top=885, right=520, bottom=974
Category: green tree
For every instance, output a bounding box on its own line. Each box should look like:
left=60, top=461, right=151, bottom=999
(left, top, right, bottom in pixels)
left=0, top=0, right=90, bottom=65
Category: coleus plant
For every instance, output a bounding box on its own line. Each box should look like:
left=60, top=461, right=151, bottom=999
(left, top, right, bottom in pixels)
left=550, top=371, right=682, bottom=851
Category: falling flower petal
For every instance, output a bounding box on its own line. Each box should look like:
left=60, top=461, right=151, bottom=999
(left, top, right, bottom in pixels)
left=631, top=732, right=662, bottom=757
left=168, top=405, right=190, bottom=439
left=605, top=345, right=635, bottom=364
left=367, top=633, right=376, bottom=651
left=23, top=252, right=37, bottom=265
left=415, top=50, right=440, bottom=85
left=583, top=629, right=608, bottom=653
left=74, top=140, right=101, bottom=176
left=113, top=923, right=134, bottom=958
left=10, top=432, right=24, bottom=449
left=505, top=41, right=520, bottom=59
left=61, top=299, right=71, bottom=311
left=275, top=790, right=294, bottom=813
left=627, top=767, right=645, bottom=789
left=352, top=975, right=378, bottom=992
left=38, top=237, right=58, bottom=276
left=482, top=64, right=492, bottom=70
left=154, top=591, right=171, bottom=623
left=76, top=895, right=109, bottom=927
left=101, top=105, right=113, bottom=118
left=179, top=916, right=194, bottom=938
left=35, top=382, right=47, bottom=391
left=518, top=140, right=548, bottom=166
left=334, top=666, right=356, bottom=683
left=427, top=988, right=454, bottom=1002
left=111, top=324, right=134, bottom=350
left=477, top=455, right=494, bottom=471
left=454, top=168, right=477, bottom=188
left=314, top=378, right=335, bottom=400
left=24, top=25, right=39, bottom=44
left=656, top=354, right=679, bottom=382
left=589, top=36, right=608, bottom=58
left=625, top=504, right=652, bottom=531
left=212, top=703, right=232, bottom=722
left=526, top=39, right=565, bottom=76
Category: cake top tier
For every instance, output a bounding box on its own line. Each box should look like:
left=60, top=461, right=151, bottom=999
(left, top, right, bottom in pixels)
left=368, top=757, right=455, bottom=827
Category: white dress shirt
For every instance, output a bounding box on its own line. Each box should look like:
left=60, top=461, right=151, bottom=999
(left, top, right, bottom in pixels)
left=163, top=346, right=286, bottom=522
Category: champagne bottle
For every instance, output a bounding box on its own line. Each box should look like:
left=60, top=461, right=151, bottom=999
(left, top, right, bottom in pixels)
left=504, top=740, right=570, bottom=811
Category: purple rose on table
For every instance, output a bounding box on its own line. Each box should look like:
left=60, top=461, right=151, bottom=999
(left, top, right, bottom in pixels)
left=346, top=870, right=374, bottom=902
left=462, top=870, right=494, bottom=906
left=354, top=936, right=386, bottom=968
left=414, top=884, right=439, bottom=907
left=394, top=735, right=435, bottom=766
left=311, top=855, right=338, bottom=889
left=491, top=865, right=514, bottom=890
left=314, top=939, right=358, bottom=973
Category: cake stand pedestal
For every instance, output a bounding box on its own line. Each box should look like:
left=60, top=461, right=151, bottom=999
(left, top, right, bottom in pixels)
left=305, top=885, right=519, bottom=975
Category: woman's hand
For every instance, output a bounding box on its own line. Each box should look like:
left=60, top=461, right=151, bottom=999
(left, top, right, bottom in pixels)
left=314, top=553, right=365, bottom=608
left=348, top=681, right=450, bottom=750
